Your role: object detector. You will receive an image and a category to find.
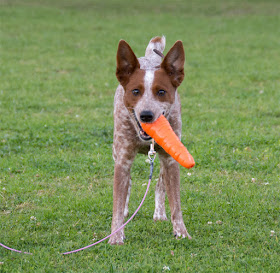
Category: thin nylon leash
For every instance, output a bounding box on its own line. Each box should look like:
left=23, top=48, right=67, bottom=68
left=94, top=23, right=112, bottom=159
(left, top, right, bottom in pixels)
left=62, top=142, right=156, bottom=255
left=0, top=142, right=156, bottom=255
left=0, top=243, right=32, bottom=255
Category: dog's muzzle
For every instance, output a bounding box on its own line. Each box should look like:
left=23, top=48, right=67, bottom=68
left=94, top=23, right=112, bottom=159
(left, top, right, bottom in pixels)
left=132, top=110, right=152, bottom=141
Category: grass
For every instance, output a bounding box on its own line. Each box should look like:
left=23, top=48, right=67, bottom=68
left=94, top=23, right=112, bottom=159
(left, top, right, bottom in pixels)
left=1, top=0, right=280, bottom=271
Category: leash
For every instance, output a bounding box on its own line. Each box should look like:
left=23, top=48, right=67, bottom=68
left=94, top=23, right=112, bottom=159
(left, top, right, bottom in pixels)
left=62, top=140, right=156, bottom=254
left=1, top=141, right=156, bottom=255
left=0, top=243, right=32, bottom=255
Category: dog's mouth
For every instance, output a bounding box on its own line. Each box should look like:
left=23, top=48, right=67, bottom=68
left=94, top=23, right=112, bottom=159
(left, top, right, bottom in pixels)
left=132, top=110, right=152, bottom=141
left=139, top=128, right=152, bottom=141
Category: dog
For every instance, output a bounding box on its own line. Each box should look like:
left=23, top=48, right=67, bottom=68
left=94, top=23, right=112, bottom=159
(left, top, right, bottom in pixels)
left=109, top=36, right=192, bottom=245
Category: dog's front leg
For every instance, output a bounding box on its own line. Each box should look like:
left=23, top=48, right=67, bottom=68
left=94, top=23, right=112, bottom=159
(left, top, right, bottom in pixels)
left=159, top=154, right=192, bottom=240
left=109, top=152, right=135, bottom=245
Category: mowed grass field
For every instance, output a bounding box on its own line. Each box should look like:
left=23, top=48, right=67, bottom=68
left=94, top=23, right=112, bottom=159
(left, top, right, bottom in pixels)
left=1, top=0, right=280, bottom=271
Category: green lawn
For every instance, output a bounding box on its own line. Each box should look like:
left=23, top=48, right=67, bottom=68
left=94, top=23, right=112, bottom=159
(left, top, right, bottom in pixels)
left=1, top=0, right=280, bottom=272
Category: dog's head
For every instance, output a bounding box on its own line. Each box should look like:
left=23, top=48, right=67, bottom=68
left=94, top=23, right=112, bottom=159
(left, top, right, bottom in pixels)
left=116, top=39, right=185, bottom=140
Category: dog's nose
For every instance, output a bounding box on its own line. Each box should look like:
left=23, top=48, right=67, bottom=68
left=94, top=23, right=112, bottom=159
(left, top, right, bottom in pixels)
left=140, top=111, right=154, bottom=123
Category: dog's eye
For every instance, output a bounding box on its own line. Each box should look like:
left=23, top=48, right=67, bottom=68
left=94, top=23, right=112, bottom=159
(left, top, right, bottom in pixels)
left=157, top=90, right=166, bottom=97
left=132, top=89, right=140, bottom=96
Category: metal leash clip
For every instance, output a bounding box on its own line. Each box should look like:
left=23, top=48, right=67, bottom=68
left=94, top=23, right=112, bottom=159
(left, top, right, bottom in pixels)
left=148, top=139, right=156, bottom=162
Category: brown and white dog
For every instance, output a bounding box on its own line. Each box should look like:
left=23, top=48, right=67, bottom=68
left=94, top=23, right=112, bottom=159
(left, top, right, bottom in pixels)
left=109, top=36, right=192, bottom=245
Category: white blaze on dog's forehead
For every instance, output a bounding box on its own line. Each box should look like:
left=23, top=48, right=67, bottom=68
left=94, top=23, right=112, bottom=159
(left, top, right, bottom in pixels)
left=144, top=70, right=155, bottom=95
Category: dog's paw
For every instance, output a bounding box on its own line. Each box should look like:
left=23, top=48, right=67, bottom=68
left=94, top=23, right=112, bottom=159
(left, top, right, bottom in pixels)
left=153, top=212, right=168, bottom=221
left=173, top=221, right=192, bottom=240
left=153, top=207, right=168, bottom=221
left=108, top=231, right=125, bottom=245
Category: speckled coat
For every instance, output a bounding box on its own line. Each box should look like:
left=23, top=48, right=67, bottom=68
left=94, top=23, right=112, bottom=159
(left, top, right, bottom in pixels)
left=109, top=36, right=192, bottom=245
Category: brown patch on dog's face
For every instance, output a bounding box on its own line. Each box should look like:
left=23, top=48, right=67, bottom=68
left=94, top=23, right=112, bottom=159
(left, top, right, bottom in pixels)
left=152, top=68, right=177, bottom=104
left=123, top=68, right=176, bottom=113
left=122, top=69, right=145, bottom=110
left=123, top=68, right=177, bottom=109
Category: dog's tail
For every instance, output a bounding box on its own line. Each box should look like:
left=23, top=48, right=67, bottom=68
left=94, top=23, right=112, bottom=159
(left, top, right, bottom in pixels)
left=145, top=36, right=166, bottom=62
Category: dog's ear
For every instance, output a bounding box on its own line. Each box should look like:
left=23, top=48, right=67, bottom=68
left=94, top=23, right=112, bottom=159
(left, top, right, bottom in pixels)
left=116, top=40, right=140, bottom=87
left=161, top=41, right=185, bottom=88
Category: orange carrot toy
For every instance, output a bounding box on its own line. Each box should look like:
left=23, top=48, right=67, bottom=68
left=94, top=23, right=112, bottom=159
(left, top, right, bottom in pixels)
left=141, top=115, right=195, bottom=169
